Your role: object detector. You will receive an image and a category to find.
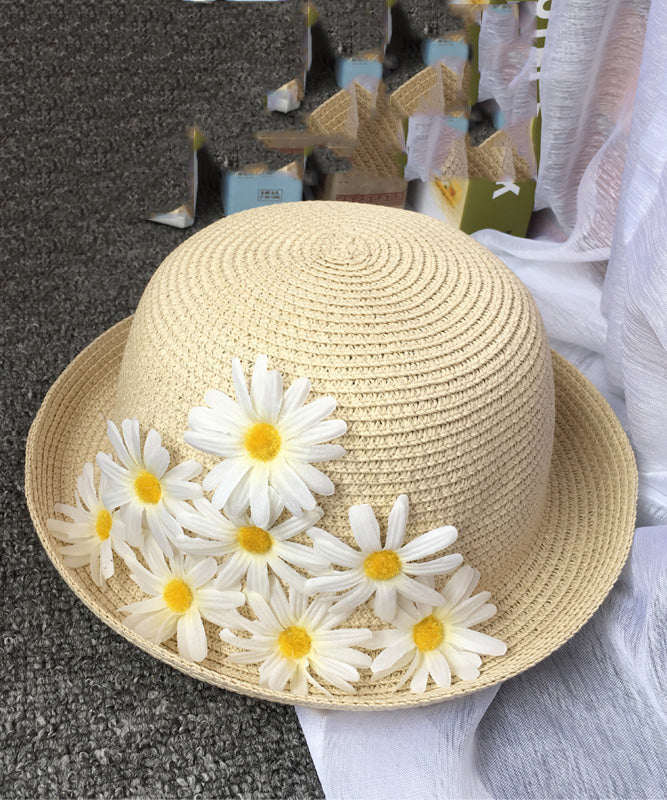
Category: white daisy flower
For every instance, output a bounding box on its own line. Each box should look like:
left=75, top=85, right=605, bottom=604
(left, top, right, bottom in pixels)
left=47, top=462, right=135, bottom=588
left=183, top=354, right=347, bottom=528
left=304, top=494, right=463, bottom=622
left=369, top=566, right=507, bottom=693
left=177, top=492, right=330, bottom=598
left=96, top=418, right=203, bottom=555
left=115, top=538, right=245, bottom=663
left=220, top=579, right=372, bottom=696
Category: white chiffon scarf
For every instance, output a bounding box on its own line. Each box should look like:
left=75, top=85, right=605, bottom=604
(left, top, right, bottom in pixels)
left=296, top=1, right=667, bottom=797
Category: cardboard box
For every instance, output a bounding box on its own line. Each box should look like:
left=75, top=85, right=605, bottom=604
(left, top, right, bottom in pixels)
left=409, top=131, right=535, bottom=237
left=321, top=171, right=407, bottom=208
left=222, top=163, right=303, bottom=216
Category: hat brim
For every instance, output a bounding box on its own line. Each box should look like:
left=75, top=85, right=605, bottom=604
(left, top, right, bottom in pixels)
left=25, top=316, right=637, bottom=709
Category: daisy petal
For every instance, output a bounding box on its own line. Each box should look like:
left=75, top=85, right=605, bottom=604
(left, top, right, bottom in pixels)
left=398, top=526, right=458, bottom=562
left=454, top=603, right=498, bottom=629
left=441, top=566, right=480, bottom=610
left=270, top=459, right=316, bottom=515
left=306, top=444, right=345, bottom=463
left=249, top=463, right=271, bottom=528
left=250, top=354, right=268, bottom=413
left=276, top=541, right=330, bottom=572
left=370, top=633, right=415, bottom=673
left=164, top=460, right=202, bottom=483
left=203, top=389, right=247, bottom=429
left=329, top=582, right=375, bottom=615
left=426, top=649, right=452, bottom=688
left=271, top=509, right=324, bottom=542
left=291, top=665, right=308, bottom=696
left=101, top=485, right=134, bottom=510
left=184, top=430, right=242, bottom=458
left=206, top=459, right=251, bottom=508
left=119, top=595, right=169, bottom=615
left=373, top=583, right=398, bottom=622
left=264, top=656, right=296, bottom=692
left=121, top=419, right=143, bottom=466
left=143, top=429, right=170, bottom=478
left=404, top=553, right=463, bottom=576
left=298, top=419, right=348, bottom=445
left=177, top=609, right=208, bottom=662
left=441, top=642, right=482, bottom=681
left=76, top=463, right=98, bottom=511
left=247, top=560, right=271, bottom=599
left=307, top=527, right=361, bottom=568
left=215, top=552, right=251, bottom=588
left=310, top=655, right=357, bottom=693
left=397, top=575, right=446, bottom=606
left=232, top=357, right=256, bottom=419
left=305, top=569, right=364, bottom=595
left=186, top=556, right=218, bottom=588
left=270, top=557, right=308, bottom=594
left=105, top=420, right=133, bottom=468
left=126, top=610, right=175, bottom=643
left=447, top=627, right=507, bottom=656
left=385, top=494, right=409, bottom=550
left=290, top=462, right=335, bottom=496
left=99, top=538, right=114, bottom=580
left=410, top=658, right=431, bottom=693
left=281, top=396, right=337, bottom=436
left=263, top=369, right=283, bottom=424
left=280, top=376, right=311, bottom=417
left=348, top=504, right=381, bottom=552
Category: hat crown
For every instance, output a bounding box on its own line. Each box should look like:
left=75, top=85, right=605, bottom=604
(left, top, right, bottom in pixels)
left=114, top=202, right=554, bottom=585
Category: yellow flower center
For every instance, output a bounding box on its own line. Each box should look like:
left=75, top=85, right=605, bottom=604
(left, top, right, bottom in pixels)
left=95, top=509, right=112, bottom=541
left=244, top=422, right=282, bottom=462
left=134, top=470, right=162, bottom=504
left=363, top=550, right=402, bottom=581
left=278, top=626, right=312, bottom=660
left=162, top=578, right=193, bottom=613
left=412, top=615, right=445, bottom=652
left=237, top=525, right=273, bottom=555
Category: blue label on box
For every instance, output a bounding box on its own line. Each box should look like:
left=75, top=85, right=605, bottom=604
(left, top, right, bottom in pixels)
left=223, top=172, right=302, bottom=216
left=335, top=57, right=383, bottom=90
left=421, top=39, right=469, bottom=67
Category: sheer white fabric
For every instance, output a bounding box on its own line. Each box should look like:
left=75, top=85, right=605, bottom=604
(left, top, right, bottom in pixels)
left=296, top=1, right=667, bottom=797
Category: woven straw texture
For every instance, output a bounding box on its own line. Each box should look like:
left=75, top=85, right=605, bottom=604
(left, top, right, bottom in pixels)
left=309, top=84, right=403, bottom=178
left=391, top=63, right=468, bottom=120
left=25, top=202, right=637, bottom=710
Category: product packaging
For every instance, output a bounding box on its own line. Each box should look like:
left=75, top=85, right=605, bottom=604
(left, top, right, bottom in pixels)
left=409, top=130, right=535, bottom=236
left=222, top=160, right=303, bottom=216
left=147, top=126, right=203, bottom=229
left=308, top=80, right=408, bottom=208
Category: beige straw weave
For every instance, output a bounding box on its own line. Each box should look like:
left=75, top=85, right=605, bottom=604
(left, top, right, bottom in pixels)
left=309, top=83, right=403, bottom=178
left=391, top=63, right=467, bottom=120
left=25, top=202, right=637, bottom=709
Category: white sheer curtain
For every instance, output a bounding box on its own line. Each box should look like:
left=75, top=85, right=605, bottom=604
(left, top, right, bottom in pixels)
left=296, top=1, right=667, bottom=796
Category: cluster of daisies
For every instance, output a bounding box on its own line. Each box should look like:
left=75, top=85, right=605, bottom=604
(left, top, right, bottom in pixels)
left=49, top=355, right=505, bottom=696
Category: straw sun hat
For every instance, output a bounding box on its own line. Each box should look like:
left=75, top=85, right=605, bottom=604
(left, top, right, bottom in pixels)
left=25, top=202, right=637, bottom=709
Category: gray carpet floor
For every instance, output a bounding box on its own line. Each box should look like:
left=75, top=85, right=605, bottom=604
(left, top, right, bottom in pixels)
left=1, top=0, right=463, bottom=796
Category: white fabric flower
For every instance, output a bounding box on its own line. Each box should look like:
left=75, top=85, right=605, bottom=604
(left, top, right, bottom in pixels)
left=220, top=579, right=372, bottom=696
left=369, top=566, right=507, bottom=693
left=96, top=419, right=203, bottom=555
left=47, top=462, right=134, bottom=587
left=305, top=494, right=463, bottom=622
left=183, top=354, right=347, bottom=528
left=178, top=492, right=330, bottom=598
left=116, top=538, right=245, bottom=663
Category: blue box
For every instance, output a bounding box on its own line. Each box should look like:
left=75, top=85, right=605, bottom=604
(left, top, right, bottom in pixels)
left=421, top=38, right=469, bottom=67
left=222, top=171, right=303, bottom=216
left=335, top=57, right=383, bottom=90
